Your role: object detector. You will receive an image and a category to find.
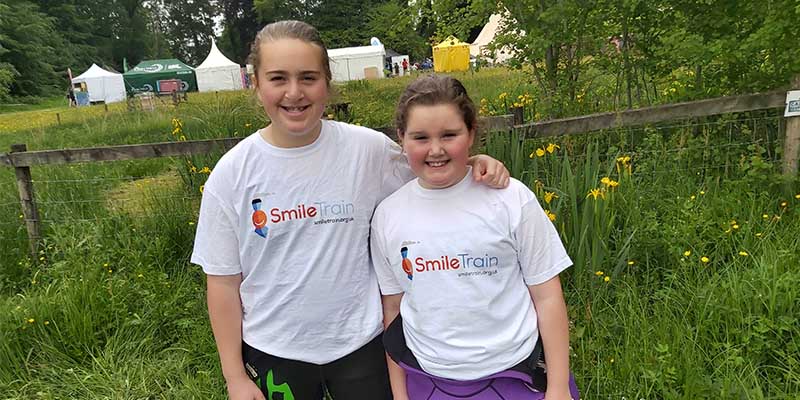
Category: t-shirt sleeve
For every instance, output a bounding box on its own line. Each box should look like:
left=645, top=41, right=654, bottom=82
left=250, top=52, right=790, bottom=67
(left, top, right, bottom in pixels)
left=191, top=186, right=242, bottom=275
left=370, top=207, right=404, bottom=295
left=513, top=187, right=572, bottom=285
left=379, top=135, right=415, bottom=200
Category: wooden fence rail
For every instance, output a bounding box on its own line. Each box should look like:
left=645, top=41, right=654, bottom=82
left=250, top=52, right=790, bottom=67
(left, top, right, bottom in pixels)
left=515, top=90, right=787, bottom=138
left=2, top=83, right=799, bottom=260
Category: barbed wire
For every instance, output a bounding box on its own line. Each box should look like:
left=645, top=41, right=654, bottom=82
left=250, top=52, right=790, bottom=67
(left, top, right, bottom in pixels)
left=34, top=194, right=199, bottom=206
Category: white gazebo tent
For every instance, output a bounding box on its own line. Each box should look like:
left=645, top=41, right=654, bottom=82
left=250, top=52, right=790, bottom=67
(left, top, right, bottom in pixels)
left=196, top=40, right=244, bottom=92
left=328, top=45, right=386, bottom=81
left=71, top=63, right=126, bottom=103
left=470, top=13, right=517, bottom=64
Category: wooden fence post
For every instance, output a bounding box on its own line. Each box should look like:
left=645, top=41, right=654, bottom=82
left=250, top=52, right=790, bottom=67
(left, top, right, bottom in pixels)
left=783, top=75, right=800, bottom=177
left=56, top=113, right=61, bottom=125
left=511, top=106, right=524, bottom=125
left=10, top=144, right=42, bottom=261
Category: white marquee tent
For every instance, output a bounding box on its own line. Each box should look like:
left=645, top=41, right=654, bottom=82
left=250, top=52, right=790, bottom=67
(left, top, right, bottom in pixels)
left=71, top=64, right=126, bottom=103
left=196, top=40, right=244, bottom=92
left=328, top=45, right=386, bottom=81
left=470, top=13, right=517, bottom=64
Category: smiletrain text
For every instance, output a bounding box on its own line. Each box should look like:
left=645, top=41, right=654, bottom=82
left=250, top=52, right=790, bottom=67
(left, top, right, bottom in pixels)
left=414, top=253, right=500, bottom=272
left=268, top=200, right=355, bottom=224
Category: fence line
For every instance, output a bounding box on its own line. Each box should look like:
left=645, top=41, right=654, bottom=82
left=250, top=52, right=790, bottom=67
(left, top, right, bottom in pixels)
left=515, top=90, right=787, bottom=138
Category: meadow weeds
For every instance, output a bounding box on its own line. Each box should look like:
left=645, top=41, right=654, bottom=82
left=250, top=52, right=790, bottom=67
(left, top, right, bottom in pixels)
left=0, top=72, right=798, bottom=398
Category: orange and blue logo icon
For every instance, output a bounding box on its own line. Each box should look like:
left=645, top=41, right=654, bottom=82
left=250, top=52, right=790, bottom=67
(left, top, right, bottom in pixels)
left=252, top=198, right=268, bottom=238
left=401, top=246, right=413, bottom=280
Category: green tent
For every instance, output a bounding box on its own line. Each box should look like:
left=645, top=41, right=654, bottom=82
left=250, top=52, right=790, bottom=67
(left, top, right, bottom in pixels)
left=123, top=59, right=197, bottom=94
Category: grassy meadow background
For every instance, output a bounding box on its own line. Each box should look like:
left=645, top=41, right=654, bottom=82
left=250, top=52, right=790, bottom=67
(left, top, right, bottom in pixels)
left=0, top=68, right=798, bottom=399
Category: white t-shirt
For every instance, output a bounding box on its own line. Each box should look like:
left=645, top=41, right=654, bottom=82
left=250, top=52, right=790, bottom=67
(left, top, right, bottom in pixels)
left=191, top=120, right=413, bottom=364
left=370, top=171, right=572, bottom=380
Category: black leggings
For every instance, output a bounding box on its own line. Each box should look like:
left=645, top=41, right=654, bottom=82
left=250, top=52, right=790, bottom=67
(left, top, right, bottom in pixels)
left=242, top=334, right=392, bottom=400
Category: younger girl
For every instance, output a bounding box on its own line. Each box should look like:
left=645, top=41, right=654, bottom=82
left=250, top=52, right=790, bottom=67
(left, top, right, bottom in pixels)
left=371, top=75, right=580, bottom=400
left=191, top=21, right=509, bottom=400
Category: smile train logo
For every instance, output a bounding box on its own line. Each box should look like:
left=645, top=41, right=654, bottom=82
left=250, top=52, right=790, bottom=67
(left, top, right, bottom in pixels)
left=401, top=247, right=413, bottom=280
left=252, top=198, right=268, bottom=238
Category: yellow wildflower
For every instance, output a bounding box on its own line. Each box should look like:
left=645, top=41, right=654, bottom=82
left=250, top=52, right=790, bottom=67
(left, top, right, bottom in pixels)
left=27, top=318, right=34, bottom=324
left=595, top=271, right=604, bottom=276
left=780, top=201, right=787, bottom=208
left=795, top=194, right=800, bottom=199
left=535, top=148, right=546, bottom=157
left=190, top=166, right=198, bottom=173
left=627, top=260, right=635, bottom=265
left=604, top=276, right=611, bottom=282
left=544, top=210, right=557, bottom=221
left=755, top=232, right=763, bottom=237
left=690, top=195, right=696, bottom=200
left=199, top=166, right=211, bottom=174
left=738, top=251, right=749, bottom=257
left=44, top=321, right=50, bottom=326
left=701, top=256, right=710, bottom=263
left=700, top=191, right=705, bottom=195
left=544, top=191, right=558, bottom=204
left=546, top=143, right=560, bottom=153
left=245, top=123, right=252, bottom=128
left=732, top=224, right=739, bottom=230
left=137, top=274, right=144, bottom=278
left=600, top=177, right=611, bottom=185
left=199, top=185, right=205, bottom=194
left=683, top=250, right=691, bottom=257
left=762, top=214, right=769, bottom=219
left=586, top=188, right=605, bottom=200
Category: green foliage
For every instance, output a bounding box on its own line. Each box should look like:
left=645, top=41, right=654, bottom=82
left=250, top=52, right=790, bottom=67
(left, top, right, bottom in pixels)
left=0, top=0, right=61, bottom=97
left=161, top=0, right=220, bottom=65
left=366, top=2, right=430, bottom=60
left=218, top=0, right=261, bottom=64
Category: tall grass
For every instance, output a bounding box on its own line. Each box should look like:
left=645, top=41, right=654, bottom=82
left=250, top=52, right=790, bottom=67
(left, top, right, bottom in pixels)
left=484, top=113, right=799, bottom=399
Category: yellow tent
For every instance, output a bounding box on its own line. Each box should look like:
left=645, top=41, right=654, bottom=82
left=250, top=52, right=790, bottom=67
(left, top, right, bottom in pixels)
left=433, top=36, right=470, bottom=72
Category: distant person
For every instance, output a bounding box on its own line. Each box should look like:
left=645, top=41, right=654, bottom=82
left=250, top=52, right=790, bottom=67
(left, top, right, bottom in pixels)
left=372, top=74, right=581, bottom=399
left=394, top=62, right=400, bottom=76
left=67, top=86, right=76, bottom=107
left=191, top=20, right=510, bottom=400
left=402, top=58, right=408, bottom=75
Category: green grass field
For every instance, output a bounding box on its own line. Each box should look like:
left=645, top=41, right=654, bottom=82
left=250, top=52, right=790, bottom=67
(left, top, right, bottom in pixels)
left=1, top=69, right=798, bottom=399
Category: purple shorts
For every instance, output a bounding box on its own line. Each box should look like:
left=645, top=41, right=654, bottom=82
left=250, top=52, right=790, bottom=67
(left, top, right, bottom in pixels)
left=384, top=315, right=581, bottom=400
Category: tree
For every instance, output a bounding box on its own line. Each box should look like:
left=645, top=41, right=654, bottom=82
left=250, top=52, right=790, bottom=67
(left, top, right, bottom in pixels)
left=495, top=1, right=608, bottom=116
left=0, top=0, right=62, bottom=97
left=429, top=0, right=493, bottom=44
left=161, top=0, right=219, bottom=65
left=252, top=0, right=309, bottom=23
left=219, top=0, right=261, bottom=64
left=366, top=2, right=429, bottom=60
